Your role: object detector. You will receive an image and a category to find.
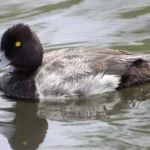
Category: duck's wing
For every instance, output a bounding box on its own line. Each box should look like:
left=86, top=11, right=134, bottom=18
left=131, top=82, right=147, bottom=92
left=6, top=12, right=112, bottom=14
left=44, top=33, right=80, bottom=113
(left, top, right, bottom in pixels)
left=43, top=48, right=150, bottom=81
left=60, top=48, right=149, bottom=76
left=59, top=47, right=132, bottom=55
left=66, top=50, right=150, bottom=89
left=85, top=54, right=149, bottom=75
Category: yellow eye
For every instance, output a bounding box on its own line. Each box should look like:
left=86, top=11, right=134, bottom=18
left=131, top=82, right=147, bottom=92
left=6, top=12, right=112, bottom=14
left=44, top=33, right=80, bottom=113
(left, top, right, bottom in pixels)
left=15, top=41, right=21, bottom=47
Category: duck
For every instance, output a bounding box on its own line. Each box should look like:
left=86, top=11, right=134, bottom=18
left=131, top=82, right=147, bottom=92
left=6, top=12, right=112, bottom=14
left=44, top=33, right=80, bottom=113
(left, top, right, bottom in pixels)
left=0, top=23, right=150, bottom=102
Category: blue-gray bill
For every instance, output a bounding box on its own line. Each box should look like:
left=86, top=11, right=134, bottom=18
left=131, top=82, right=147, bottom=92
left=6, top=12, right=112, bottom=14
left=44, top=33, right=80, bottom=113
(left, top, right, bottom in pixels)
left=0, top=52, right=11, bottom=70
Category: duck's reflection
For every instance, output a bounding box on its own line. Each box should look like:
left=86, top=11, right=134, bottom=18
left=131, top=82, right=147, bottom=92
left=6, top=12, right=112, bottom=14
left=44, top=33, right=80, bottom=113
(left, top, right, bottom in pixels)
left=0, top=100, right=48, bottom=150
left=0, top=84, right=150, bottom=150
left=38, top=84, right=150, bottom=122
left=38, top=92, right=120, bottom=121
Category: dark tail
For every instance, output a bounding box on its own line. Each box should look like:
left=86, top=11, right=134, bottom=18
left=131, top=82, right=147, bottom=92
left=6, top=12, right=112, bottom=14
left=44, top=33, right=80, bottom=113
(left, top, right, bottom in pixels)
left=118, top=59, right=150, bottom=89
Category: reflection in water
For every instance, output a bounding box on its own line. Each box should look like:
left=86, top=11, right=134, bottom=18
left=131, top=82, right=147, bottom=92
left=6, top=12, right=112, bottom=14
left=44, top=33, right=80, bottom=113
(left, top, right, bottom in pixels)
left=38, top=84, right=150, bottom=122
left=0, top=101, right=48, bottom=150
left=38, top=93, right=121, bottom=122
left=37, top=84, right=150, bottom=149
left=0, top=83, right=149, bottom=150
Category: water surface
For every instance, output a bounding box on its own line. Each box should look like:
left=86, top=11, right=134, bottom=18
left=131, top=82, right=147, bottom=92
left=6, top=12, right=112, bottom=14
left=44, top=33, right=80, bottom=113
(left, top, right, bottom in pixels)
left=0, top=0, right=150, bottom=150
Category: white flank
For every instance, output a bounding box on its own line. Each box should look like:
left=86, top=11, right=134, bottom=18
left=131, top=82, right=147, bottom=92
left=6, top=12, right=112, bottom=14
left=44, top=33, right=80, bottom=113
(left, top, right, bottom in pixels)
left=35, top=72, right=120, bottom=102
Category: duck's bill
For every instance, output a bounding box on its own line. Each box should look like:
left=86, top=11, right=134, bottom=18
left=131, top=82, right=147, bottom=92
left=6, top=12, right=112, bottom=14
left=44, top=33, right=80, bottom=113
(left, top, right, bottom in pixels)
left=0, top=52, right=11, bottom=70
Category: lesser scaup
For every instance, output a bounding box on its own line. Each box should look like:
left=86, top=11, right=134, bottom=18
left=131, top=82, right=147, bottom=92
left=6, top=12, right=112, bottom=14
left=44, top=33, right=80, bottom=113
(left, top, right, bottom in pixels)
left=0, top=24, right=150, bottom=102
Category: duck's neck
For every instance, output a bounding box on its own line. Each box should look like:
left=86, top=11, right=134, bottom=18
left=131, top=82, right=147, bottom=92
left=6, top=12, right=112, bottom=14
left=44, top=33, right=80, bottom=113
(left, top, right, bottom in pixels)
left=13, top=52, right=43, bottom=73
left=11, top=63, right=41, bottom=74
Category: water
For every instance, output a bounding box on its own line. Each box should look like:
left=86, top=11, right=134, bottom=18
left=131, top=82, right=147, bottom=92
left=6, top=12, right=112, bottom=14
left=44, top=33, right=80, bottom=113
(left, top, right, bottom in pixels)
left=0, top=0, right=150, bottom=150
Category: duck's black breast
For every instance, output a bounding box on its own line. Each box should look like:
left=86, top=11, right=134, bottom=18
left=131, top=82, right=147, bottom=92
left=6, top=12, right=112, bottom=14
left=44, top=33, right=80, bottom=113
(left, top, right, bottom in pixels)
left=0, top=71, right=38, bottom=101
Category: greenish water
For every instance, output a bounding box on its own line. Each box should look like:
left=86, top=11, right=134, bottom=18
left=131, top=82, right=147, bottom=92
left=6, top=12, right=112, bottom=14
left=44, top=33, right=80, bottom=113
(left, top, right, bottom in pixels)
left=0, top=0, right=150, bottom=150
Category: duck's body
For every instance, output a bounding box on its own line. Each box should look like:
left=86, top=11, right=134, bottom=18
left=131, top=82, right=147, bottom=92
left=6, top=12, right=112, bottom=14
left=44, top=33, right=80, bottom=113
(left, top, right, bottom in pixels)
left=35, top=48, right=150, bottom=101
left=0, top=24, right=150, bottom=102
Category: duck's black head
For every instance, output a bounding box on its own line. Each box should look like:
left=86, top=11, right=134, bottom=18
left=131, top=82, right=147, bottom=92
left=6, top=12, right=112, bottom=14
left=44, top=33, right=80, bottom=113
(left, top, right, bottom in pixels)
left=0, top=24, right=43, bottom=71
